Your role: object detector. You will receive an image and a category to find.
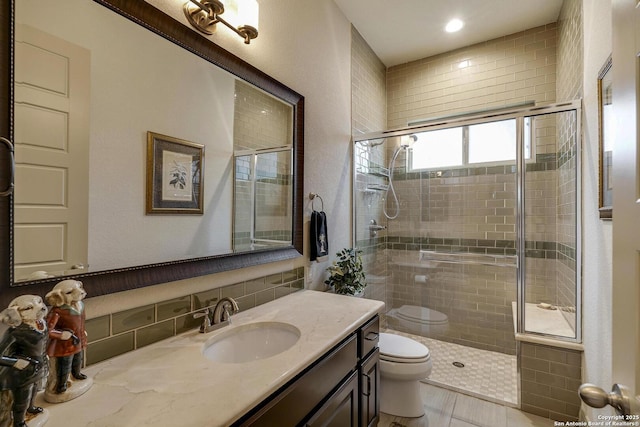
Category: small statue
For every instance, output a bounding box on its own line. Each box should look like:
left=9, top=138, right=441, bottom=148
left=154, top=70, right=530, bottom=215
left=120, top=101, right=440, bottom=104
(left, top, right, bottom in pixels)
left=0, top=294, right=50, bottom=427
left=44, top=280, right=92, bottom=403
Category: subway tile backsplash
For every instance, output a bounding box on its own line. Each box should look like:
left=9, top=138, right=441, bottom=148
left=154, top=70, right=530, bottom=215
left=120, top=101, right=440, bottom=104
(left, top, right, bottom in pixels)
left=84, top=267, right=304, bottom=366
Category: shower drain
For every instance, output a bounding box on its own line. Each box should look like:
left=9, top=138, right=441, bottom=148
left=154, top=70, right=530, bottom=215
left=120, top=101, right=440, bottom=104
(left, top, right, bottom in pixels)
left=452, top=361, right=465, bottom=368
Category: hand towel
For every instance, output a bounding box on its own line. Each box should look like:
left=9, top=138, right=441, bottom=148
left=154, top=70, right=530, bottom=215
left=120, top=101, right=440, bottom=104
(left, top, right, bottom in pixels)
left=310, top=210, right=328, bottom=262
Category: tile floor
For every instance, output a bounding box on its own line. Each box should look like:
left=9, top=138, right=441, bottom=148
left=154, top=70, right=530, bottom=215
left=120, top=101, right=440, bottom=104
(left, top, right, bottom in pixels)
left=378, top=383, right=553, bottom=427
left=385, top=329, right=518, bottom=406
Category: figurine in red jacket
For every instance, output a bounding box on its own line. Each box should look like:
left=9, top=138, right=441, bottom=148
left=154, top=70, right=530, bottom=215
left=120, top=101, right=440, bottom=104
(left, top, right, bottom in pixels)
left=46, top=280, right=88, bottom=394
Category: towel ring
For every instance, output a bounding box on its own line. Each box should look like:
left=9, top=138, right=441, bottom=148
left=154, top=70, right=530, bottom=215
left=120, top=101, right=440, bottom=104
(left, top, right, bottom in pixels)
left=309, top=192, right=324, bottom=211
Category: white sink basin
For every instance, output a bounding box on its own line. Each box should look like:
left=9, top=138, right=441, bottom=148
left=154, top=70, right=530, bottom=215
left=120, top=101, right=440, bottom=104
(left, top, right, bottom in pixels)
left=203, top=321, right=301, bottom=364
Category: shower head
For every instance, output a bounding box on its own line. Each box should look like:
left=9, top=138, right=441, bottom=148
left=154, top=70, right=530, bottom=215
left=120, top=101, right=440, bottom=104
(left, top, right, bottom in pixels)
left=360, top=139, right=385, bottom=148
left=400, top=134, right=417, bottom=148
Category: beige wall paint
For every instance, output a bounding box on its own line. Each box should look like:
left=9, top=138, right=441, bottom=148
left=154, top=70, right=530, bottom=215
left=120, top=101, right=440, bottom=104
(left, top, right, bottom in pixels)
left=581, top=0, right=613, bottom=421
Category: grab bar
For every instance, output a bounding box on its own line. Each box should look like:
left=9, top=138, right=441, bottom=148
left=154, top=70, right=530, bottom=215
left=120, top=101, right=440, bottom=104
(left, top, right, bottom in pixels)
left=251, top=238, right=290, bottom=245
left=419, top=250, right=517, bottom=268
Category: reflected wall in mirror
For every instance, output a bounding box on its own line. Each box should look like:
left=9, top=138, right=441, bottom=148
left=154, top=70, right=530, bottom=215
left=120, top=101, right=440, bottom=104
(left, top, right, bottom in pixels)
left=0, top=0, right=303, bottom=304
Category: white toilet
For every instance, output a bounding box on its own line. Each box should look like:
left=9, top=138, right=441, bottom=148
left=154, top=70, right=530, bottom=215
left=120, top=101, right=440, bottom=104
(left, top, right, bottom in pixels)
left=378, top=332, right=432, bottom=418
left=386, top=305, right=449, bottom=336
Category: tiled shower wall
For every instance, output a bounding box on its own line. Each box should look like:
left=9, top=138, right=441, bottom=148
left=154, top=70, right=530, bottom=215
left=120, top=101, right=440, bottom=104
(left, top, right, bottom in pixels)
left=555, top=0, right=583, bottom=330
left=386, top=24, right=558, bottom=129
left=351, top=26, right=388, bottom=306
left=383, top=145, right=569, bottom=355
left=233, top=80, right=293, bottom=151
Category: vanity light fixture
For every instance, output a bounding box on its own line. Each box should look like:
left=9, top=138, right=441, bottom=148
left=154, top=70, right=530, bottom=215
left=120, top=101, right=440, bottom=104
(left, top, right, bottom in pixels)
left=184, top=0, right=259, bottom=44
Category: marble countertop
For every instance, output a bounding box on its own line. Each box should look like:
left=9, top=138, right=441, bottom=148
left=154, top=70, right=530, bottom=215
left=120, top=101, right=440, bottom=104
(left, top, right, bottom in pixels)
left=38, top=290, right=385, bottom=427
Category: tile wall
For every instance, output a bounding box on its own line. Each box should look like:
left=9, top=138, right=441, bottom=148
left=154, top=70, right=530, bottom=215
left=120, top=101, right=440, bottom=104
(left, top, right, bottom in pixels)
left=84, top=267, right=304, bottom=365
left=386, top=24, right=558, bottom=129
left=520, top=342, right=582, bottom=421
left=556, top=0, right=583, bottom=329
left=351, top=25, right=388, bottom=307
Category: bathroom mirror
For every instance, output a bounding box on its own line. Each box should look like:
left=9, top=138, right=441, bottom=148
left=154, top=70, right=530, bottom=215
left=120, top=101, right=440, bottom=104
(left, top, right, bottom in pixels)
left=597, top=55, right=613, bottom=220
left=0, top=0, right=303, bottom=305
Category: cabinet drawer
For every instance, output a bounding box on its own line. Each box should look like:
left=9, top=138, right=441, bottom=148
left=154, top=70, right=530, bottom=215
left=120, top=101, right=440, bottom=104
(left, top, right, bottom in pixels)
left=358, top=315, right=379, bottom=359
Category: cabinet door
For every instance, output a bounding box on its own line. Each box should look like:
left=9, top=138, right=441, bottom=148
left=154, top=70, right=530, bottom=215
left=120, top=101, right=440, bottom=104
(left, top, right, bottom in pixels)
left=360, top=348, right=379, bottom=427
left=305, top=371, right=358, bottom=427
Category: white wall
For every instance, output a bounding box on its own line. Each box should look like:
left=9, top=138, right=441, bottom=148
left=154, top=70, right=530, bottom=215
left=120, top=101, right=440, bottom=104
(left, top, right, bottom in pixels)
left=581, top=0, right=613, bottom=420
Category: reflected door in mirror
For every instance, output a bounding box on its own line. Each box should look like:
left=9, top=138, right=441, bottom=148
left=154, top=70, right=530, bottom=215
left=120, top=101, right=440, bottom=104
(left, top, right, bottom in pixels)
left=14, top=24, right=90, bottom=280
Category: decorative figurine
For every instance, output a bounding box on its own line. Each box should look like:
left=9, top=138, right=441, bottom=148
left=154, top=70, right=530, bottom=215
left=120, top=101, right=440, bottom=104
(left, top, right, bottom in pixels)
left=44, top=280, right=92, bottom=403
left=0, top=295, right=50, bottom=427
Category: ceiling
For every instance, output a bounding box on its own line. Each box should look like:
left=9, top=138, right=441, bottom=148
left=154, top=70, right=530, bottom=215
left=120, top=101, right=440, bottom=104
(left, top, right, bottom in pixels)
left=333, top=0, right=564, bottom=67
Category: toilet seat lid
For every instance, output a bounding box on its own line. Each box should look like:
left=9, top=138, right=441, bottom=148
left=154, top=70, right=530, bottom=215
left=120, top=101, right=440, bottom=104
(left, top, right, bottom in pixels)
left=379, top=332, right=430, bottom=360
left=397, top=305, right=448, bottom=324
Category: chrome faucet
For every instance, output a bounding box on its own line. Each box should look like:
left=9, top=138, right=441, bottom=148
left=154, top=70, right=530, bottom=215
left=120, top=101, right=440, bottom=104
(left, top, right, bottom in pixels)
left=212, top=297, right=239, bottom=324
left=194, top=297, right=239, bottom=333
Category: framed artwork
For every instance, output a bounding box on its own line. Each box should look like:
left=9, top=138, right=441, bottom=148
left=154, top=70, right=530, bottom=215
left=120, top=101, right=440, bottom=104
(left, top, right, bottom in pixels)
left=146, top=132, right=204, bottom=214
left=597, top=55, right=613, bottom=220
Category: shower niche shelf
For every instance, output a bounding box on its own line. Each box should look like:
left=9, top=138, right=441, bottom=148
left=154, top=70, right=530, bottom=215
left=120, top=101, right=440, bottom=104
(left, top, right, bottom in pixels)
left=368, top=166, right=390, bottom=178
left=361, top=183, right=389, bottom=193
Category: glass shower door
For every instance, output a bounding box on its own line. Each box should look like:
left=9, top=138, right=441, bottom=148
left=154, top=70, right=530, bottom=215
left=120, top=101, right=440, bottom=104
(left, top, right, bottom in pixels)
left=521, top=109, right=580, bottom=340
left=233, top=148, right=292, bottom=251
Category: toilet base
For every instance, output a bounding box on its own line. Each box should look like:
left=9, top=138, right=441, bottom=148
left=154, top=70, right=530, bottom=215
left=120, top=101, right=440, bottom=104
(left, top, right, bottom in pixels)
left=380, top=376, right=424, bottom=418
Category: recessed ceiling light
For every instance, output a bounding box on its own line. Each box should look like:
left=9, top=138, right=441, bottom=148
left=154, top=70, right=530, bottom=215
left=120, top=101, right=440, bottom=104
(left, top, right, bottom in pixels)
left=445, top=19, right=464, bottom=33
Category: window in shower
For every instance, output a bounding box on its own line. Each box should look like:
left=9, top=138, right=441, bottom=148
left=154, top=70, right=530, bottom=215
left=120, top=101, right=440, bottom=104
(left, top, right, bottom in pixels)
left=409, top=118, right=532, bottom=170
left=410, top=127, right=463, bottom=169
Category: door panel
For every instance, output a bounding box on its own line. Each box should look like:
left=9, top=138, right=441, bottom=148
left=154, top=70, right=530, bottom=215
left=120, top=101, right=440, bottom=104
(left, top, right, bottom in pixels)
left=13, top=24, right=89, bottom=279
left=611, top=0, right=640, bottom=390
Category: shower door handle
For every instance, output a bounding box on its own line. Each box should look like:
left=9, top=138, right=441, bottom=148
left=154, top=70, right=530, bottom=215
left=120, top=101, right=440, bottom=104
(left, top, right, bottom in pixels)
left=579, top=383, right=640, bottom=416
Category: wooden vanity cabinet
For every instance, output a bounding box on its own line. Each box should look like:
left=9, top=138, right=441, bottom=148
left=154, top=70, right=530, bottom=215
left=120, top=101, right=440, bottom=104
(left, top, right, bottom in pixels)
left=236, top=315, right=380, bottom=427
left=358, top=316, right=380, bottom=427
left=305, top=371, right=359, bottom=426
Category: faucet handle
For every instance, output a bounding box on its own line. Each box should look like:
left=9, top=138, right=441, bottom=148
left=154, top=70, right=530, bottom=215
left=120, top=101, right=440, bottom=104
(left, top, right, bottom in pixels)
left=194, top=308, right=212, bottom=333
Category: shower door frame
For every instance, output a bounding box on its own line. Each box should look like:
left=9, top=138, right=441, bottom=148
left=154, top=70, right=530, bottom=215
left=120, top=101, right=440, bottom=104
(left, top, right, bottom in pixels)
left=233, top=145, right=294, bottom=250
left=352, top=100, right=583, bottom=345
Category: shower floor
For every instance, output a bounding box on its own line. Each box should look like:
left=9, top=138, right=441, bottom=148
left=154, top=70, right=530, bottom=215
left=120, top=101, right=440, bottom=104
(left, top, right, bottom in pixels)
left=384, top=329, right=518, bottom=407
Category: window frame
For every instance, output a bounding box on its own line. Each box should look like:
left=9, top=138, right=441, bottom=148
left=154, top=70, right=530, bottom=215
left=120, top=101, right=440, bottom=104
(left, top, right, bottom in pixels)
left=407, top=117, right=535, bottom=172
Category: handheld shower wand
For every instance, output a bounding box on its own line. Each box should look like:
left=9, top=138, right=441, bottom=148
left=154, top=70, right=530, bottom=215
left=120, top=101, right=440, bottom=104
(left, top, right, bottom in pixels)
left=384, top=135, right=416, bottom=220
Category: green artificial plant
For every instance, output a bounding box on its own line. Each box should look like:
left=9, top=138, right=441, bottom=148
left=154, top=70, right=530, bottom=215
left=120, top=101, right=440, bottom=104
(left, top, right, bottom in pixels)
left=324, top=248, right=366, bottom=295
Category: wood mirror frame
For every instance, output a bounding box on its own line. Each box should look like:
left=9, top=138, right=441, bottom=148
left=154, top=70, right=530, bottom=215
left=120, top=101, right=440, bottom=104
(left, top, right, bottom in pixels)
left=0, top=0, right=304, bottom=306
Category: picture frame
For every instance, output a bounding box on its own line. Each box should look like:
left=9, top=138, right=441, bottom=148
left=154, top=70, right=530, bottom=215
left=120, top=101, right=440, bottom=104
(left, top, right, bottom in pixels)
left=146, top=131, right=204, bottom=214
left=597, top=55, right=613, bottom=220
